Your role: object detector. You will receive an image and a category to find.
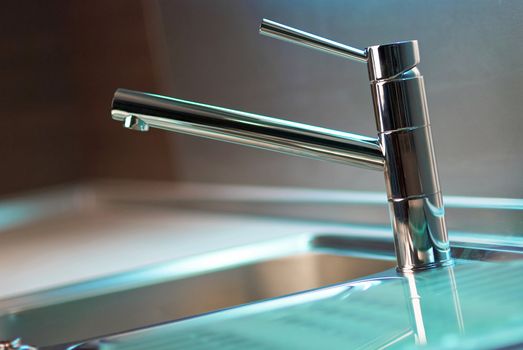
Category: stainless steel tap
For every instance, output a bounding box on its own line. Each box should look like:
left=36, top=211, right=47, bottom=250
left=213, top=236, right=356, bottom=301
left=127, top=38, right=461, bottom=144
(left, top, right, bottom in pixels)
left=111, top=19, right=453, bottom=272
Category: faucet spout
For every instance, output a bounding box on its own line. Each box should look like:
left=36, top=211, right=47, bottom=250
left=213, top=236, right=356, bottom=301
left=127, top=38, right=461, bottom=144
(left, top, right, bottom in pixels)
left=112, top=89, right=385, bottom=171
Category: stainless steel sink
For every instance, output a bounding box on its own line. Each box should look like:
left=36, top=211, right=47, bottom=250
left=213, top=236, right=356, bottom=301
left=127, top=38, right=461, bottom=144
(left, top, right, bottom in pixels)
left=0, top=182, right=521, bottom=349
left=0, top=233, right=401, bottom=347
left=2, top=230, right=522, bottom=348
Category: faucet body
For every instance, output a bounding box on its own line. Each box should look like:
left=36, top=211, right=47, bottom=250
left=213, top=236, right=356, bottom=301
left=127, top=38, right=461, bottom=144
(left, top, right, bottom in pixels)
left=111, top=20, right=452, bottom=272
left=366, top=41, right=451, bottom=271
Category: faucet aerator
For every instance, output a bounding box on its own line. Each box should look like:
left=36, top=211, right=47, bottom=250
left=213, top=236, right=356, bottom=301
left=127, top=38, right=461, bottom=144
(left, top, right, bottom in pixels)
left=124, top=115, right=149, bottom=132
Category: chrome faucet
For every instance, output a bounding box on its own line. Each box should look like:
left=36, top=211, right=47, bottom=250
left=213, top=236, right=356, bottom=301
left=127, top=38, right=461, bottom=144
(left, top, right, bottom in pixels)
left=111, top=19, right=453, bottom=272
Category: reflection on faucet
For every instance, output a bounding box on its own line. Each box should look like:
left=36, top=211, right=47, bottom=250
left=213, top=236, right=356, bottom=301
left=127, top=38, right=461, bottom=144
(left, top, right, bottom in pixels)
left=111, top=19, right=453, bottom=273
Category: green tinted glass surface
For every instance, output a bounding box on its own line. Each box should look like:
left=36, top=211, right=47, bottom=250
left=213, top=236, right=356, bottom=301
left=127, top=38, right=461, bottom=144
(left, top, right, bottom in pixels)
left=71, top=260, right=523, bottom=350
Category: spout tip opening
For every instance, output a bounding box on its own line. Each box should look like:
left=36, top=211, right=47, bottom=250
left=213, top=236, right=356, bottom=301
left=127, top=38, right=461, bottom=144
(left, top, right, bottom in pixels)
left=259, top=18, right=272, bottom=35
left=123, top=115, right=149, bottom=132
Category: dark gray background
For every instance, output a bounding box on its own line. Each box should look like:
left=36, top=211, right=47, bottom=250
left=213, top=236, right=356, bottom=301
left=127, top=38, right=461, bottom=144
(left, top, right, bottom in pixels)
left=154, top=0, right=522, bottom=197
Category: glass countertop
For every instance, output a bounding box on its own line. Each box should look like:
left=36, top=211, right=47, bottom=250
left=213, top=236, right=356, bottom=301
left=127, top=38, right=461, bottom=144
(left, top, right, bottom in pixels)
left=66, top=259, right=523, bottom=350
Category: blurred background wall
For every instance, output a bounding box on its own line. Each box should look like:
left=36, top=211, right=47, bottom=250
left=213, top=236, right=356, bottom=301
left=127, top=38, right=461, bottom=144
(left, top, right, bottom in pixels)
left=1, top=1, right=175, bottom=196
left=159, top=0, right=523, bottom=198
left=2, top=1, right=522, bottom=197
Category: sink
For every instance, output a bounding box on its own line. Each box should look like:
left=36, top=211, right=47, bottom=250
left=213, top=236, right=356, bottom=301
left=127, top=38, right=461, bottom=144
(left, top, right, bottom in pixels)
left=2, top=230, right=522, bottom=348
left=0, top=235, right=396, bottom=347
left=63, top=259, right=523, bottom=350
left=0, top=182, right=521, bottom=348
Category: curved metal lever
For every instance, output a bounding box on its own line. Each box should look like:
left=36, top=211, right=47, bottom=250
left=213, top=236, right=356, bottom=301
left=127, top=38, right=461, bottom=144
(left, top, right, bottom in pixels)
left=259, top=19, right=367, bottom=63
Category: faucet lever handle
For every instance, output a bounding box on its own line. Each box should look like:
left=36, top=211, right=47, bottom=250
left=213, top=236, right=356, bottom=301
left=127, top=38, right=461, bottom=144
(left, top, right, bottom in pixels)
left=259, top=19, right=367, bottom=63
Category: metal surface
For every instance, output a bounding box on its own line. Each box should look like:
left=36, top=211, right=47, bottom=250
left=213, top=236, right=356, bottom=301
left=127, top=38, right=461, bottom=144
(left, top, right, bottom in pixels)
left=388, top=193, right=449, bottom=270
left=2, top=230, right=520, bottom=348
left=111, top=19, right=451, bottom=271
left=1, top=183, right=521, bottom=347
left=0, top=252, right=395, bottom=347
left=259, top=19, right=367, bottom=62
left=368, top=44, right=451, bottom=271
left=111, top=92, right=384, bottom=171
left=1, top=220, right=521, bottom=348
